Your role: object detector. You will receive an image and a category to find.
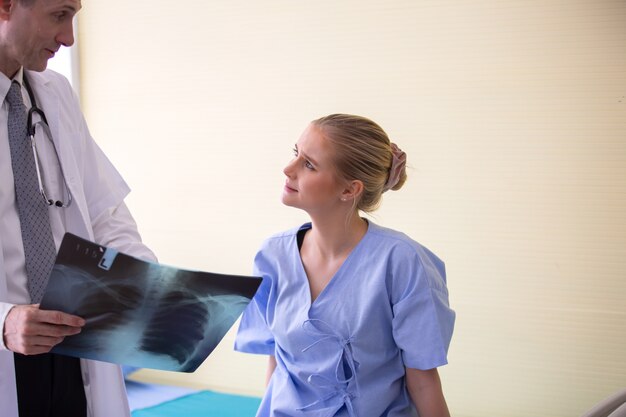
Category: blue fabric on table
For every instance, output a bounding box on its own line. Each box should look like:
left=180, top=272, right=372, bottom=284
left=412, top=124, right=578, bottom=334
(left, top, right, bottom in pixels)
left=126, top=380, right=199, bottom=411
left=131, top=390, right=262, bottom=417
left=122, top=365, right=140, bottom=378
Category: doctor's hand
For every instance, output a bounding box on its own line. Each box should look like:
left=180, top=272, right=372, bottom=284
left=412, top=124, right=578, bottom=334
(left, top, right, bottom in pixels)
left=3, top=304, right=85, bottom=355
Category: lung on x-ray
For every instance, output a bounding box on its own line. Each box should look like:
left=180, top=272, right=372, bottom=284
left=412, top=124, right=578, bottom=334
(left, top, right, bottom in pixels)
left=39, top=233, right=262, bottom=372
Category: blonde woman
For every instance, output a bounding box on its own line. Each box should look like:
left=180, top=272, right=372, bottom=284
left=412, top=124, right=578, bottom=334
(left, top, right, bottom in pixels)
left=236, top=114, right=455, bottom=417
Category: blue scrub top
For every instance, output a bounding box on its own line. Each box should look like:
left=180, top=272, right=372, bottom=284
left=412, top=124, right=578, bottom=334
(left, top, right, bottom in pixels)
left=235, top=221, right=455, bottom=417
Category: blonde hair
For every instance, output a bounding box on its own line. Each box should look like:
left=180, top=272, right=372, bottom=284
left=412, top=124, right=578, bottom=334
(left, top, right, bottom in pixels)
left=312, top=113, right=407, bottom=213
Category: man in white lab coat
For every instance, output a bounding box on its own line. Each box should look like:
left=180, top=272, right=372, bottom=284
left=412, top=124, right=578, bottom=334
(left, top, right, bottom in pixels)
left=0, top=0, right=156, bottom=415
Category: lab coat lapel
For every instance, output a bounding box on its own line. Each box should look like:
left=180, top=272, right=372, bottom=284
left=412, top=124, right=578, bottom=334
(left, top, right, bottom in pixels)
left=24, top=71, right=61, bottom=145
left=24, top=71, right=92, bottom=240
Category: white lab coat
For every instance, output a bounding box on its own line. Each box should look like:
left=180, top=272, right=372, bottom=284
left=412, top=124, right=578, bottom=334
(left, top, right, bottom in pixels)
left=0, top=69, right=157, bottom=417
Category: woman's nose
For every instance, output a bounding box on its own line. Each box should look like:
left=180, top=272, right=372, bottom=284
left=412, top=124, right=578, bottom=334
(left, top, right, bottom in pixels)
left=283, top=158, right=297, bottom=177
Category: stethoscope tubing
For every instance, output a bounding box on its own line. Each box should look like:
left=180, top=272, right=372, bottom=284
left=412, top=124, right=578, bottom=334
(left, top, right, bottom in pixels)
left=22, top=74, right=73, bottom=208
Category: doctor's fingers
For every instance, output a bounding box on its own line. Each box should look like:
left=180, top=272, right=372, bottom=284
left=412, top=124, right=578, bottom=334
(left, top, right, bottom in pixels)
left=5, top=333, right=66, bottom=355
left=35, top=308, right=85, bottom=328
left=22, top=320, right=82, bottom=338
left=5, top=306, right=83, bottom=338
left=9, top=304, right=85, bottom=328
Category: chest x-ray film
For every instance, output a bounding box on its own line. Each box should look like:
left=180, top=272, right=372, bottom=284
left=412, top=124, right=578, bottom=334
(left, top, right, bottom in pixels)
left=39, top=233, right=262, bottom=372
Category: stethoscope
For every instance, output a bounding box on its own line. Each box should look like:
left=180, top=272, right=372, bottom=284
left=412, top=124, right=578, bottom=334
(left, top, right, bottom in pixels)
left=23, top=74, right=73, bottom=208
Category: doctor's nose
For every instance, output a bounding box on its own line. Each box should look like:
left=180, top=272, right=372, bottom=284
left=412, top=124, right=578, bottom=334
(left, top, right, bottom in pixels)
left=56, top=20, right=75, bottom=47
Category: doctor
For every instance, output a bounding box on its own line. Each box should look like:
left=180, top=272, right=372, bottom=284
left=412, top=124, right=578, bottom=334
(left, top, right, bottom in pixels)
left=0, top=0, right=156, bottom=416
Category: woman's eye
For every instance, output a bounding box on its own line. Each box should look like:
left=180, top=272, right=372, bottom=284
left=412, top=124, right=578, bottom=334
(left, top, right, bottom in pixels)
left=305, top=160, right=314, bottom=170
left=292, top=147, right=298, bottom=156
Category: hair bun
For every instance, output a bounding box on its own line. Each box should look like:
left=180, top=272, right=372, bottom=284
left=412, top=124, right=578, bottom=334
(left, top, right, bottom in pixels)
left=383, top=143, right=406, bottom=192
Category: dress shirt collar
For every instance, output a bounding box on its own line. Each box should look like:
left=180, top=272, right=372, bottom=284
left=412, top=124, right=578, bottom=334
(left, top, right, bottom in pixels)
left=1, top=67, right=24, bottom=104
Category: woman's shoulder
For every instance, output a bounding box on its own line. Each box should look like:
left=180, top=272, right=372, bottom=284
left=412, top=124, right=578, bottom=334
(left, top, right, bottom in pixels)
left=366, top=221, right=445, bottom=268
left=253, top=223, right=309, bottom=274
left=367, top=222, right=448, bottom=291
left=367, top=221, right=434, bottom=251
left=262, top=222, right=309, bottom=242
left=256, top=222, right=311, bottom=253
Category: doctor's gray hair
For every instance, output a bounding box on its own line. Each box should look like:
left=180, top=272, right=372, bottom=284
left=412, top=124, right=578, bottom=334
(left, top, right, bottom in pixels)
left=311, top=113, right=407, bottom=213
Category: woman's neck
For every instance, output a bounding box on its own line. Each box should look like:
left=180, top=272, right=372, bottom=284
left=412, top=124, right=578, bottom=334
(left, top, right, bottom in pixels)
left=305, top=214, right=368, bottom=260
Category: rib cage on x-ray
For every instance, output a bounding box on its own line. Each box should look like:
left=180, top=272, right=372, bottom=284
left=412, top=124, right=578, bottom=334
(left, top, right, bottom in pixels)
left=40, top=234, right=260, bottom=372
left=141, top=289, right=208, bottom=365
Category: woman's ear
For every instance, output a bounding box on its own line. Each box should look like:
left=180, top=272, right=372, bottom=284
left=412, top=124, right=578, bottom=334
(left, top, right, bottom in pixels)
left=340, top=180, right=364, bottom=202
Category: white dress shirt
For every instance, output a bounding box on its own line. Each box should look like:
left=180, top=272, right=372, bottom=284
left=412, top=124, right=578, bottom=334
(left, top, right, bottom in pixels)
left=0, top=68, right=53, bottom=308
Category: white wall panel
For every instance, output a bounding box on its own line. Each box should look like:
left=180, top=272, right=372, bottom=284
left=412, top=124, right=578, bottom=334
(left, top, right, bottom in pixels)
left=78, top=1, right=626, bottom=415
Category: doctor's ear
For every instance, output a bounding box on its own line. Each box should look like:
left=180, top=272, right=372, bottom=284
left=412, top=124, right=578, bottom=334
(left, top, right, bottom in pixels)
left=0, top=0, right=14, bottom=19
left=340, top=180, right=364, bottom=203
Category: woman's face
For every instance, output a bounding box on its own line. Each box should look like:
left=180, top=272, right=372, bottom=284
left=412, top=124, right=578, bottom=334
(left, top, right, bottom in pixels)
left=281, top=124, right=346, bottom=216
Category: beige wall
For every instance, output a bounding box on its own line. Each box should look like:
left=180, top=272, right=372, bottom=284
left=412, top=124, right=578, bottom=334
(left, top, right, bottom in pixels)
left=77, top=1, right=625, bottom=416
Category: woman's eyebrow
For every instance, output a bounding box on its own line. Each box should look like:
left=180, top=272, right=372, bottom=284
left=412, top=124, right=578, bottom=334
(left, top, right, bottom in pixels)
left=299, top=149, right=319, bottom=166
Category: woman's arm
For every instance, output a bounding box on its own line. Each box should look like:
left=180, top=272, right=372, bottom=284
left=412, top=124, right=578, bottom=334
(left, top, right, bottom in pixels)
left=266, top=355, right=277, bottom=386
left=405, top=367, right=451, bottom=417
